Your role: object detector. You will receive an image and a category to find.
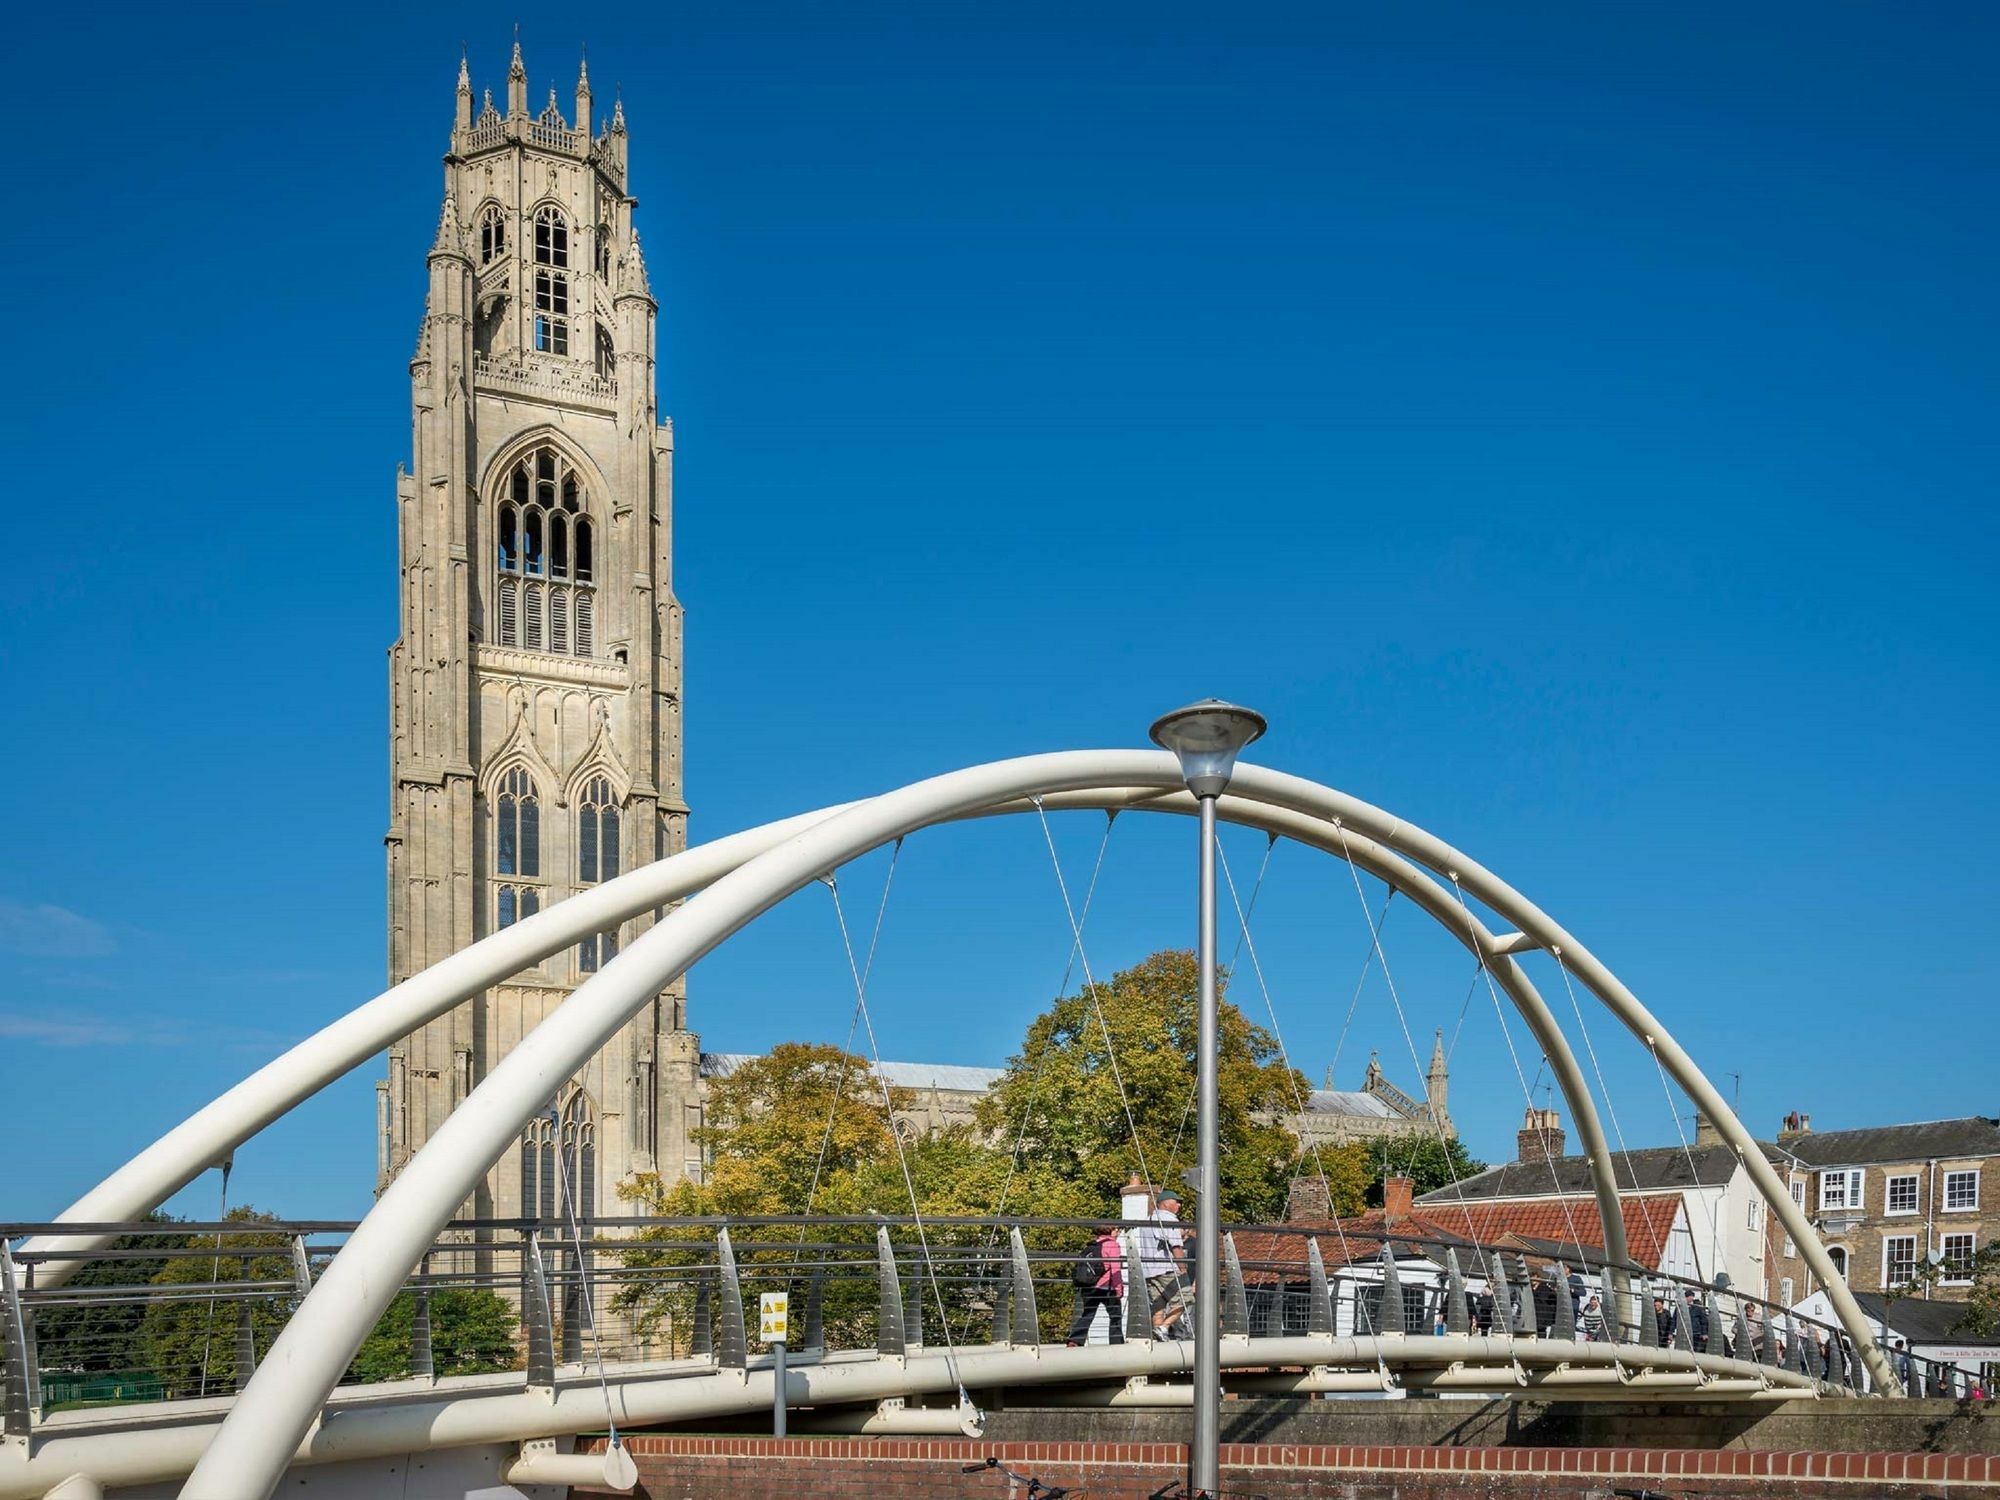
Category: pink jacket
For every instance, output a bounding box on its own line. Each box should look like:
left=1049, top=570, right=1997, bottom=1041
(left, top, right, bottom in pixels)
left=1093, top=1231, right=1126, bottom=1295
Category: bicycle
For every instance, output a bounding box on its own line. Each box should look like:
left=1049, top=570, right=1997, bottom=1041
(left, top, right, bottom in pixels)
left=960, top=1456, right=1082, bottom=1497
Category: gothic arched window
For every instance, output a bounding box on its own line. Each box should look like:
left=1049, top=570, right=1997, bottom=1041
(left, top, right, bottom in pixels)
left=594, top=221, right=611, bottom=278
left=533, top=206, right=570, bottom=356
left=495, top=449, right=597, bottom=658
left=495, top=767, right=540, bottom=877
left=520, top=1109, right=555, bottom=1222
left=518, top=1091, right=596, bottom=1225
left=560, top=1091, right=596, bottom=1221
left=494, top=766, right=542, bottom=931
left=595, top=324, right=615, bottom=381
left=478, top=203, right=506, bottom=265
left=576, top=775, right=620, bottom=973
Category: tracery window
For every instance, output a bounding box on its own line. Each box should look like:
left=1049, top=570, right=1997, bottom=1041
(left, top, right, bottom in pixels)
left=519, top=1090, right=596, bottom=1226
left=576, top=775, right=620, bottom=973
left=493, top=766, right=543, bottom=931
left=495, top=766, right=541, bottom=877
left=533, top=205, right=570, bottom=355
left=595, top=324, right=615, bottom=381
left=478, top=203, right=506, bottom=265
left=495, top=449, right=596, bottom=658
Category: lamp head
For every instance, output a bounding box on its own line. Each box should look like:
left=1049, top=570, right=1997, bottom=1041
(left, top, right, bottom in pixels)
left=1149, top=698, right=1267, bottom=798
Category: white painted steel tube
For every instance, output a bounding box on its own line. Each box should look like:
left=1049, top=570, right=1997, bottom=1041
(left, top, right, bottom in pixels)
left=187, top=749, right=1834, bottom=1495
left=500, top=1441, right=638, bottom=1490
left=22, top=805, right=859, bottom=1286
left=0, top=1335, right=1811, bottom=1499
left=1216, top=762, right=1901, bottom=1395
left=31, top=780, right=1631, bottom=1290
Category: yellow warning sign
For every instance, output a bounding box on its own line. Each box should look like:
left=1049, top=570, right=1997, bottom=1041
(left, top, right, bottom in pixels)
left=759, top=1291, right=789, bottom=1343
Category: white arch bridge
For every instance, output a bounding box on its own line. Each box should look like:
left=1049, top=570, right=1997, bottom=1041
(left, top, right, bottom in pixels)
left=1, top=749, right=1925, bottom=1499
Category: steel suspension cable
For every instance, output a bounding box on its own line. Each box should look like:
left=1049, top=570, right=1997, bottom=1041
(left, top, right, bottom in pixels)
left=1444, top=874, right=1592, bottom=1266
left=1161, top=830, right=1275, bottom=1190
left=551, top=1100, right=619, bottom=1455
left=1647, top=1037, right=1720, bottom=1289
left=1033, top=798, right=1153, bottom=1192
left=824, top=857, right=968, bottom=1401
left=1549, top=946, right=1647, bottom=1224
left=800, top=841, right=903, bottom=1221
left=1330, top=825, right=1514, bottom=1357
left=1216, top=836, right=1355, bottom=1273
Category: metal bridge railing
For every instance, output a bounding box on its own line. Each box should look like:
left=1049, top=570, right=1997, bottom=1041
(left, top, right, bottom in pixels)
left=0, top=1214, right=1970, bottom=1440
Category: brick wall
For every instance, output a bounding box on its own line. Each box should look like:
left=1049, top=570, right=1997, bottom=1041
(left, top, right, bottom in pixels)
left=576, top=1435, right=2000, bottom=1498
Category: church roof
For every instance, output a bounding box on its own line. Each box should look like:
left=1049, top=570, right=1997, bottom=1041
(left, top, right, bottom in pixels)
left=699, top=1052, right=1001, bottom=1095
left=1304, top=1090, right=1400, bottom=1119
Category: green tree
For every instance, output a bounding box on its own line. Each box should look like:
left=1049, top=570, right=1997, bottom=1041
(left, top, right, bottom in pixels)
left=974, top=949, right=1309, bottom=1222
left=1888, top=1242, right=2000, bottom=1339
left=349, top=1288, right=519, bottom=1382
left=1362, top=1134, right=1486, bottom=1203
left=139, top=1208, right=294, bottom=1398
left=34, top=1215, right=181, bottom=1374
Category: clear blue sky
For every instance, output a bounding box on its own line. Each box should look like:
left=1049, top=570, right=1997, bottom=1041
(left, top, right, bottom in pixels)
left=3, top=2, right=1994, bottom=1223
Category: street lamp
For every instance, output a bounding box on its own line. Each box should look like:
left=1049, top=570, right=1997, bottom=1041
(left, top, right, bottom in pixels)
left=1149, top=699, right=1266, bottom=1500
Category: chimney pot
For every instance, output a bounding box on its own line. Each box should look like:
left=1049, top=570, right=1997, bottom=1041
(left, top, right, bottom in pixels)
left=1383, top=1176, right=1415, bottom=1223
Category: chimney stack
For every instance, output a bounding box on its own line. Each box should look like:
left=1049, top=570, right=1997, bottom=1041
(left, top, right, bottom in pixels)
left=1287, top=1176, right=1332, bottom=1223
left=1383, top=1176, right=1415, bottom=1224
left=1695, top=1112, right=1725, bottom=1148
left=1779, top=1110, right=1812, bottom=1141
left=1517, top=1106, right=1566, bottom=1163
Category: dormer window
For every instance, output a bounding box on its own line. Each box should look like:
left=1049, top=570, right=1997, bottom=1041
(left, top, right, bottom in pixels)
left=496, top=448, right=596, bottom=658
left=533, top=206, right=570, bottom=355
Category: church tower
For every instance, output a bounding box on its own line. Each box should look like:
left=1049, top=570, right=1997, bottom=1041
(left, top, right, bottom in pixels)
left=378, top=43, right=698, bottom=1219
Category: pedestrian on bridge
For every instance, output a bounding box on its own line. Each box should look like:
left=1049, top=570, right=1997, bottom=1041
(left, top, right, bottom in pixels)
left=1137, top=1190, right=1187, bottom=1325
left=1066, top=1225, right=1127, bottom=1346
left=1684, top=1289, right=1710, bottom=1352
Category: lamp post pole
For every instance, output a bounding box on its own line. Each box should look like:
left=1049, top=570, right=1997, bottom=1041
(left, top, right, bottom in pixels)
left=1150, top=699, right=1267, bottom=1500
left=1193, top=786, right=1221, bottom=1493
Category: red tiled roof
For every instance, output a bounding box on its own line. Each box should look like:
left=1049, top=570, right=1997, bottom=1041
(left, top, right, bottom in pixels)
left=1232, top=1192, right=1684, bottom=1283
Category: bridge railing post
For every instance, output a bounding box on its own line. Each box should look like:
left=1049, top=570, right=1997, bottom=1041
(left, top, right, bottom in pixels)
left=411, top=1253, right=434, bottom=1382
left=1006, top=1228, right=1038, bottom=1347
left=716, top=1228, right=747, bottom=1371
left=876, top=1227, right=906, bottom=1358
left=522, top=1231, right=556, bottom=1391
left=0, top=1243, right=34, bottom=1441
left=1306, top=1238, right=1333, bottom=1337
left=234, top=1299, right=257, bottom=1391
left=1220, top=1235, right=1250, bottom=1337
left=1122, top=1231, right=1151, bottom=1343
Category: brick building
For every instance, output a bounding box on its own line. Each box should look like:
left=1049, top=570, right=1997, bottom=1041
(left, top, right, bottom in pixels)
left=1766, top=1114, right=2000, bottom=1308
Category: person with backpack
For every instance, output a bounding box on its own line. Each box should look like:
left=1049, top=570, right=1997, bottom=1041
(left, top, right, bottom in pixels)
left=1066, top=1223, right=1126, bottom=1345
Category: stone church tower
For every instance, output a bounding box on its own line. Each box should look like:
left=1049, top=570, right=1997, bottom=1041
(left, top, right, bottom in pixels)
left=378, top=43, right=698, bottom=1220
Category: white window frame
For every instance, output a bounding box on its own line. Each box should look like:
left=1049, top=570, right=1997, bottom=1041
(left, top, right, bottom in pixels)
left=1783, top=1178, right=1804, bottom=1258
left=1881, top=1233, right=1917, bottom=1289
left=1819, top=1168, right=1864, bottom=1212
left=1944, top=1169, right=1980, bottom=1213
left=1779, top=1275, right=1794, bottom=1306
left=1940, top=1232, right=1977, bottom=1286
left=1826, top=1245, right=1849, bottom=1280
left=1748, top=1196, right=1764, bottom=1232
left=1886, top=1173, right=1920, bottom=1217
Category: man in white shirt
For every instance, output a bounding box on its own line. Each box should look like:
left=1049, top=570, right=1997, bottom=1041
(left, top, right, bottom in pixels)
left=1136, top=1190, right=1187, bottom=1323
